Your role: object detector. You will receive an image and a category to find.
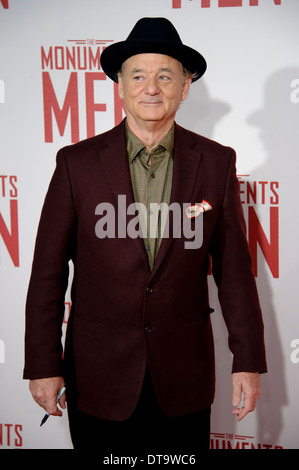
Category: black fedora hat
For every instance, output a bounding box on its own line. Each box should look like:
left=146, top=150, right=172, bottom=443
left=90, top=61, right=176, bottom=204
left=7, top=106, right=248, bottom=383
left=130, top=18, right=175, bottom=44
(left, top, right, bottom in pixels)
left=100, top=17, right=207, bottom=83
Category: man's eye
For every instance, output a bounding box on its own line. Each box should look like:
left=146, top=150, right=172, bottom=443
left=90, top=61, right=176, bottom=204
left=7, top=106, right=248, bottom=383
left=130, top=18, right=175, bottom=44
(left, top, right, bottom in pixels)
left=133, top=75, right=143, bottom=81
left=160, top=75, right=170, bottom=81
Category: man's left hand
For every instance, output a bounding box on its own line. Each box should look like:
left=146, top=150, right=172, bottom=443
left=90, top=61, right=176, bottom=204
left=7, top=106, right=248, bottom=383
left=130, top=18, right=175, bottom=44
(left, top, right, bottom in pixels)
left=232, top=372, right=261, bottom=421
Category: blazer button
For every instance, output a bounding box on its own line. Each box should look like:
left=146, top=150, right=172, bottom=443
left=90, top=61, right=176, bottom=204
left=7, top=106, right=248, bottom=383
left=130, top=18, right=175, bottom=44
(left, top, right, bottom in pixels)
left=144, top=326, right=152, bottom=334
left=146, top=287, right=153, bottom=294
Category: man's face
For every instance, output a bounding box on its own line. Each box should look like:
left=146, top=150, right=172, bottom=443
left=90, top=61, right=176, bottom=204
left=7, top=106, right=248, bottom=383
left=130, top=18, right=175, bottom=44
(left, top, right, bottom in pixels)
left=118, top=53, right=191, bottom=128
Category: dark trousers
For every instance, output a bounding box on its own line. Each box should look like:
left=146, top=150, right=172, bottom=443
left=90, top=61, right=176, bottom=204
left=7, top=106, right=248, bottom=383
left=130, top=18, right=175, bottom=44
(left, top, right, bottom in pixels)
left=67, top=366, right=211, bottom=454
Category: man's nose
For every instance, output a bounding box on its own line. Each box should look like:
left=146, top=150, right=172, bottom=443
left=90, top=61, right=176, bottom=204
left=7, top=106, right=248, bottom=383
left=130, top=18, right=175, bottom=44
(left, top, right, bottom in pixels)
left=144, top=77, right=160, bottom=95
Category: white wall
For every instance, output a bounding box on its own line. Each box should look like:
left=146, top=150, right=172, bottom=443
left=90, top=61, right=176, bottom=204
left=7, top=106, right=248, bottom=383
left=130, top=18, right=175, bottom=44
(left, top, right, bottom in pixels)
left=0, top=0, right=298, bottom=450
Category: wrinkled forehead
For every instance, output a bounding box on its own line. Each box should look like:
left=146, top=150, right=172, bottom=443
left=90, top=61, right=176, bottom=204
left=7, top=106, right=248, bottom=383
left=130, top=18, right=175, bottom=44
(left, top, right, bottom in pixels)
left=121, top=53, right=183, bottom=74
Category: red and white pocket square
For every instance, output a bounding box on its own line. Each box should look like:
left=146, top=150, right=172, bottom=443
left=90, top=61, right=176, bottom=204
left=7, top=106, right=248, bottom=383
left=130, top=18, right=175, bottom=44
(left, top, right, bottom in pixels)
left=185, top=200, right=213, bottom=219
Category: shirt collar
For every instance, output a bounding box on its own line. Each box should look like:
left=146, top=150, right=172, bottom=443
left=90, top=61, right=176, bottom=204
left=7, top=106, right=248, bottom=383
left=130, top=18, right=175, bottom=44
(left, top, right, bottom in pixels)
left=125, top=119, right=175, bottom=164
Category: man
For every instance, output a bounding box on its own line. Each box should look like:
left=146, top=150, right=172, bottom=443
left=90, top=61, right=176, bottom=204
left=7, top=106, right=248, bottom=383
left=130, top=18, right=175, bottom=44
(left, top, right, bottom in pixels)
left=24, top=18, right=267, bottom=452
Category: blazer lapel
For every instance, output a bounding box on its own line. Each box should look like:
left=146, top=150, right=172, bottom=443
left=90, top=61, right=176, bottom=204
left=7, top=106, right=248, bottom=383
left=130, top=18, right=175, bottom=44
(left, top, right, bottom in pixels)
left=149, top=124, right=202, bottom=281
left=97, top=121, right=135, bottom=207
left=97, top=120, right=150, bottom=268
left=97, top=121, right=203, bottom=277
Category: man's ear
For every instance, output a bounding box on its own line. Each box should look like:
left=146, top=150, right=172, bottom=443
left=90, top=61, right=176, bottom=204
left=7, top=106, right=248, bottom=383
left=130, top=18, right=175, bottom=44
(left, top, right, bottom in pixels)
left=118, top=74, right=124, bottom=100
left=181, top=76, right=192, bottom=102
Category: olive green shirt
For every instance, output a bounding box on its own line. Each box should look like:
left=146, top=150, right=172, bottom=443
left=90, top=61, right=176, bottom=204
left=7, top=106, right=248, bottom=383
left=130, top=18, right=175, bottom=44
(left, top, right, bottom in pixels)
left=125, top=121, right=174, bottom=270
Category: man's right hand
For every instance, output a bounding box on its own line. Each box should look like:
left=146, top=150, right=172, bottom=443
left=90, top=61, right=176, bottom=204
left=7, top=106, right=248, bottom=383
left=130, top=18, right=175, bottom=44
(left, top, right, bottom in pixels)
left=29, top=376, right=66, bottom=416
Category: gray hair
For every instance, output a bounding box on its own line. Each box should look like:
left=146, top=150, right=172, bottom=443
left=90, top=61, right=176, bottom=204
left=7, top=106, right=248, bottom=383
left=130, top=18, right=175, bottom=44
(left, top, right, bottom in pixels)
left=115, top=61, right=199, bottom=83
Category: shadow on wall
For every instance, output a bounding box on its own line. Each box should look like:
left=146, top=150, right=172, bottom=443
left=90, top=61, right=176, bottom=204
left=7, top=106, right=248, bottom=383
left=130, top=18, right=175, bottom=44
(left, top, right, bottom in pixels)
left=246, top=68, right=299, bottom=447
left=178, top=68, right=299, bottom=447
left=176, top=77, right=230, bottom=138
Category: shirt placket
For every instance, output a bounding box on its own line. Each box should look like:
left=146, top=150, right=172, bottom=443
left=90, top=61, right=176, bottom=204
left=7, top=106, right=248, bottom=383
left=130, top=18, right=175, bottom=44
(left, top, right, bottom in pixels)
left=143, top=148, right=169, bottom=269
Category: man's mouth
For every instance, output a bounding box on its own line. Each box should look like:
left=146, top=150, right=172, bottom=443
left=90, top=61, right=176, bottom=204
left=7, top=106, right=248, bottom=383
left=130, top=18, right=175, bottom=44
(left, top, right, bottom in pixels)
left=141, top=100, right=163, bottom=105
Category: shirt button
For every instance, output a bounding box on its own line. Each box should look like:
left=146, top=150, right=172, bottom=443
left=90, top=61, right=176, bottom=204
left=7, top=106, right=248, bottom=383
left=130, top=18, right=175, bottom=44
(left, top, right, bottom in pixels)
left=144, top=326, right=152, bottom=334
left=146, top=287, right=153, bottom=294
left=151, top=173, right=155, bottom=178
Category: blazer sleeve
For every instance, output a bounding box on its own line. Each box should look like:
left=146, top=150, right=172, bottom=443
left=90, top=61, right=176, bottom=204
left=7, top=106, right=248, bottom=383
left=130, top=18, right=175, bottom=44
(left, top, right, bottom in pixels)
left=210, top=149, right=267, bottom=374
left=23, top=148, right=77, bottom=379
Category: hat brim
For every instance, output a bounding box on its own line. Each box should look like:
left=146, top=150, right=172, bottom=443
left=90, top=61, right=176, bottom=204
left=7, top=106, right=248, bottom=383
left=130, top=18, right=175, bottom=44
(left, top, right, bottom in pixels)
left=100, top=40, right=207, bottom=83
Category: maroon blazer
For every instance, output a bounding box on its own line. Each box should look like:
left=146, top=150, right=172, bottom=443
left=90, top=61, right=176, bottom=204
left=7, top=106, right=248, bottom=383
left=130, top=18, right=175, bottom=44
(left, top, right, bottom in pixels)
left=23, top=119, right=267, bottom=420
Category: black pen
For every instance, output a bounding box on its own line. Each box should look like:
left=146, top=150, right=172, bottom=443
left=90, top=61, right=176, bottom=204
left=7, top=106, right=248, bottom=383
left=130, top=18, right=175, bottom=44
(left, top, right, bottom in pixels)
left=40, top=386, right=66, bottom=426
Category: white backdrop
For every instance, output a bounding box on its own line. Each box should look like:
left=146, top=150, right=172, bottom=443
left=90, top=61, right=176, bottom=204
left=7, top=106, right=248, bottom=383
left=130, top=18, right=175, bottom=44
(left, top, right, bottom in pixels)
left=1, top=0, right=298, bottom=451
